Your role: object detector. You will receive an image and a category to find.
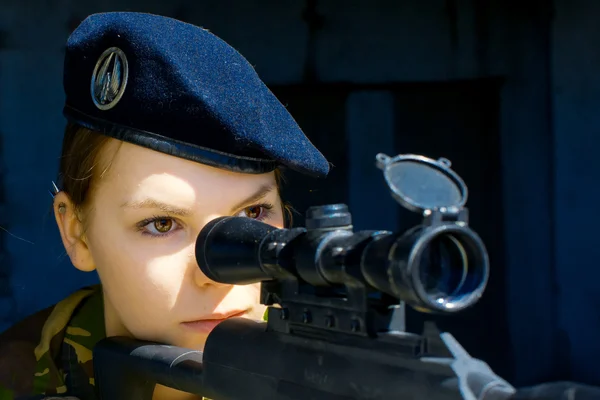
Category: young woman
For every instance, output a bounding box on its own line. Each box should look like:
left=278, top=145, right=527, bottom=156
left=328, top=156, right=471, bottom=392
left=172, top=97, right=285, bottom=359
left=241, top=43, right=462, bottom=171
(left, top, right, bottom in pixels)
left=0, top=11, right=329, bottom=400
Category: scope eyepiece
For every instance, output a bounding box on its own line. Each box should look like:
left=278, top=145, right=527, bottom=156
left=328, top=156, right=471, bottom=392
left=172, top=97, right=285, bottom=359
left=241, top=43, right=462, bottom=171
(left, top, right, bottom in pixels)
left=195, top=216, right=278, bottom=285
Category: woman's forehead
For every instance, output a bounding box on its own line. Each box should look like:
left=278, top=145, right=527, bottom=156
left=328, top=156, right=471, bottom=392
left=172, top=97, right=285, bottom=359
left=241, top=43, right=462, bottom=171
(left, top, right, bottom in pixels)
left=99, top=141, right=277, bottom=199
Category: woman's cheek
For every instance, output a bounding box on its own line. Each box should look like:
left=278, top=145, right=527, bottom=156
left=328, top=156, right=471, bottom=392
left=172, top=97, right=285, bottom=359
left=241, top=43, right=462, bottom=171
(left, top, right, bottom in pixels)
left=144, top=254, right=191, bottom=287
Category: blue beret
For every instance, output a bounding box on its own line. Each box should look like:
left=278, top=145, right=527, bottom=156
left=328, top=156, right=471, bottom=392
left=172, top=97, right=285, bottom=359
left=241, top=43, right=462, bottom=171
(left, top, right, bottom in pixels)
left=63, top=12, right=329, bottom=178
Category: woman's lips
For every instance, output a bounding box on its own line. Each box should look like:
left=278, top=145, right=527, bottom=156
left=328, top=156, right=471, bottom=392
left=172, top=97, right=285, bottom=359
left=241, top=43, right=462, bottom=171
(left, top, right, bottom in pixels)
left=181, top=310, right=247, bottom=334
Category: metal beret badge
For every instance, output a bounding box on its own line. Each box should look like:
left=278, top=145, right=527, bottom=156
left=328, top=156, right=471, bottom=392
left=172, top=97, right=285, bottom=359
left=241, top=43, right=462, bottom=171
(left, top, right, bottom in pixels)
left=91, top=47, right=129, bottom=110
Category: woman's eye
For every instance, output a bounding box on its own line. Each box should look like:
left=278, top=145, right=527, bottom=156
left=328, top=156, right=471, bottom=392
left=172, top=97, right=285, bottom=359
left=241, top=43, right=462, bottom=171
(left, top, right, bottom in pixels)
left=152, top=218, right=173, bottom=233
left=138, top=217, right=180, bottom=237
left=244, top=206, right=263, bottom=219
left=236, top=204, right=273, bottom=221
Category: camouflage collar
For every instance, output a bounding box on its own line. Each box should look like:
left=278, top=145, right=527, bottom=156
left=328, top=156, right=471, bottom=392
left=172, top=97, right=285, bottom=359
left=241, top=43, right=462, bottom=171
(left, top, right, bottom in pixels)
left=32, top=286, right=104, bottom=399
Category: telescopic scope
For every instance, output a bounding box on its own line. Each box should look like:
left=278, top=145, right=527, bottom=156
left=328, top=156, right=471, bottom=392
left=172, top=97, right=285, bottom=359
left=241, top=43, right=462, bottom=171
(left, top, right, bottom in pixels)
left=195, top=154, right=489, bottom=313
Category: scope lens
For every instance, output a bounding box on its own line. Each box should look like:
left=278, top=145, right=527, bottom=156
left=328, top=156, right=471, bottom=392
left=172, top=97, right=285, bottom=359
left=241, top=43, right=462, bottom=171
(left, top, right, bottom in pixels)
left=417, top=233, right=478, bottom=308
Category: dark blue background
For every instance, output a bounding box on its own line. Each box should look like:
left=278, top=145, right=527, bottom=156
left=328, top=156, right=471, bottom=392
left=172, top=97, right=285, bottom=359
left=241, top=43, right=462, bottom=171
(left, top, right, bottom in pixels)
left=0, top=0, right=595, bottom=388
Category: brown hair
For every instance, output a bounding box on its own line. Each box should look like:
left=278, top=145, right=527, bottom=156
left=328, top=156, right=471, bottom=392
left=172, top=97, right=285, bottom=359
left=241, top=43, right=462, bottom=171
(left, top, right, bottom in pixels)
left=58, top=123, right=293, bottom=227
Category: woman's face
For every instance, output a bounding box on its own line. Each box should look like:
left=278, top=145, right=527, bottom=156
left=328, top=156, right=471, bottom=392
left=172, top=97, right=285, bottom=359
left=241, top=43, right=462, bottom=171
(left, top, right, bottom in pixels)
left=59, top=140, right=284, bottom=350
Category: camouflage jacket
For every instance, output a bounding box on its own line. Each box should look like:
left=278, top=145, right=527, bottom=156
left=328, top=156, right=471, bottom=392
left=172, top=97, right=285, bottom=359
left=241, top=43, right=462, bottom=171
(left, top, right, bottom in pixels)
left=0, top=286, right=104, bottom=400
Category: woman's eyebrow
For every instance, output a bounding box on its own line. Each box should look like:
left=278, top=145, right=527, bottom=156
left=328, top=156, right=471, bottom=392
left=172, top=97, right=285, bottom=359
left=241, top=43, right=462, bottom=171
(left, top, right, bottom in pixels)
left=229, top=183, right=277, bottom=213
left=120, top=183, right=277, bottom=216
left=120, top=198, right=193, bottom=217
